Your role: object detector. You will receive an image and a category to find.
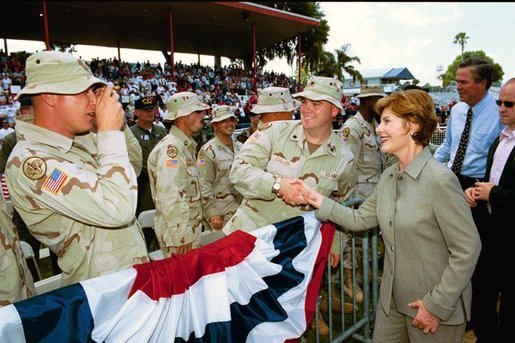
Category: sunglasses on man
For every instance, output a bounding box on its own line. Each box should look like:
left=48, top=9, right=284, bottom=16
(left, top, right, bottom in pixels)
left=495, top=100, right=515, bottom=108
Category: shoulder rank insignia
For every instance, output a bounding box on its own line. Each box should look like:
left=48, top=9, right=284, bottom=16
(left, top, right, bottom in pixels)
left=22, top=157, right=47, bottom=180
left=261, top=122, right=273, bottom=131
left=167, top=144, right=178, bottom=158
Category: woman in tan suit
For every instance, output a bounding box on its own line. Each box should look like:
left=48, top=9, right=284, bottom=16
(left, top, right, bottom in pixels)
left=298, top=90, right=481, bottom=342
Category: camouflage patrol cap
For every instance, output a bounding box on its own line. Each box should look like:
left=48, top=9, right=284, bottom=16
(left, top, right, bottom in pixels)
left=210, top=105, right=238, bottom=124
left=293, top=76, right=344, bottom=112
left=251, top=87, right=300, bottom=114
left=164, top=91, right=210, bottom=121
left=15, top=51, right=106, bottom=100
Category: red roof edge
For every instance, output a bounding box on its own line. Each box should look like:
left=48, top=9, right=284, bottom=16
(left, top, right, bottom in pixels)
left=212, top=2, right=321, bottom=28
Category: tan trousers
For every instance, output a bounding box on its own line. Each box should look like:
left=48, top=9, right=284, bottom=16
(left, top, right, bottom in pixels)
left=373, top=296, right=465, bottom=343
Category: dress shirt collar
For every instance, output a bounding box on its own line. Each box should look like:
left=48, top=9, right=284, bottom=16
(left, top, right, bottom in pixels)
left=470, top=92, right=495, bottom=115
left=499, top=126, right=514, bottom=141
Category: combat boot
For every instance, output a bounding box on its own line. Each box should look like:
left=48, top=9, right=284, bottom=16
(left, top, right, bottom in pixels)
left=310, top=310, right=330, bottom=336
left=343, top=268, right=364, bottom=304
left=319, top=289, right=354, bottom=313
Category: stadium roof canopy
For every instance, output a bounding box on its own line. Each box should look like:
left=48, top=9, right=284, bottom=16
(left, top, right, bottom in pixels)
left=2, top=1, right=320, bottom=59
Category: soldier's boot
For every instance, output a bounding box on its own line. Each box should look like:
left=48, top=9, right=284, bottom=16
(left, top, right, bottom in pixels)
left=319, top=289, right=354, bottom=313
left=343, top=268, right=364, bottom=305
left=310, top=310, right=330, bottom=336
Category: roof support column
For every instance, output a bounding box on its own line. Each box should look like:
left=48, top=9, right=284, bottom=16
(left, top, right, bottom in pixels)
left=252, top=22, right=256, bottom=93
left=3, top=38, right=7, bottom=55
left=297, top=33, right=302, bottom=90
left=116, top=39, right=121, bottom=61
left=169, top=7, right=175, bottom=82
left=42, top=0, right=51, bottom=50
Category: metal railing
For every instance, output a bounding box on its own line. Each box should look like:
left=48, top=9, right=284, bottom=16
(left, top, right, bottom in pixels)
left=308, top=198, right=382, bottom=343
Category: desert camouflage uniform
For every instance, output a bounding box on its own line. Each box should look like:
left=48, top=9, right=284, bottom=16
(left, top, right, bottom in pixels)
left=5, top=120, right=148, bottom=286
left=338, top=112, right=384, bottom=198
left=0, top=198, right=35, bottom=306
left=338, top=112, right=384, bottom=270
left=198, top=135, right=242, bottom=229
left=224, top=121, right=356, bottom=241
left=147, top=125, right=202, bottom=256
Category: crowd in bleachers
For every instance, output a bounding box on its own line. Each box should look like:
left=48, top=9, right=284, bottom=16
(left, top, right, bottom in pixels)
left=0, top=51, right=389, bottom=130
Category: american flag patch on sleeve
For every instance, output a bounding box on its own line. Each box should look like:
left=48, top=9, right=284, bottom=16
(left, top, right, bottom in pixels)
left=166, top=159, right=178, bottom=168
left=43, top=168, right=68, bottom=194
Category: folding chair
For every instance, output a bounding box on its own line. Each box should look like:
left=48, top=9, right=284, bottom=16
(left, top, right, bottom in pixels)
left=34, top=274, right=62, bottom=295
left=137, top=209, right=163, bottom=261
left=19, top=240, right=42, bottom=280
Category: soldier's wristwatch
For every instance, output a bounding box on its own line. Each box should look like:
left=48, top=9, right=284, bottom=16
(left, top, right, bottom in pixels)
left=272, top=177, right=282, bottom=194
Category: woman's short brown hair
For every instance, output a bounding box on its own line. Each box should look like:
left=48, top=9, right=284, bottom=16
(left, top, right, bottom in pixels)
left=374, top=90, right=437, bottom=146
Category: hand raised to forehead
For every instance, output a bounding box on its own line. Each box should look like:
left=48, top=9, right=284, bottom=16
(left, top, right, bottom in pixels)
left=95, top=85, right=124, bottom=132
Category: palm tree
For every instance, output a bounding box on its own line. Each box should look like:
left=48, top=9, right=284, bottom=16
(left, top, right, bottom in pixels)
left=305, top=43, right=363, bottom=83
left=335, top=44, right=363, bottom=83
left=453, top=32, right=470, bottom=57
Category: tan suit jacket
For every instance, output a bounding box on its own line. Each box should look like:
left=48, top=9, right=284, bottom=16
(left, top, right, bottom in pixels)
left=318, top=147, right=481, bottom=325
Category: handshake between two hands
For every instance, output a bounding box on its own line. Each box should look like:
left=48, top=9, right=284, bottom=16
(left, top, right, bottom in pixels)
left=276, top=178, right=324, bottom=209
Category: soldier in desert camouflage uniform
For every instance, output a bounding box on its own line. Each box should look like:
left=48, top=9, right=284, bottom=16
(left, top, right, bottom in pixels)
left=225, top=77, right=356, bottom=236
left=197, top=105, right=242, bottom=231
left=148, top=92, right=209, bottom=257
left=338, top=85, right=386, bottom=304
left=252, top=86, right=300, bottom=130
left=224, top=76, right=357, bottom=335
left=0, top=197, right=35, bottom=306
left=5, top=51, right=148, bottom=286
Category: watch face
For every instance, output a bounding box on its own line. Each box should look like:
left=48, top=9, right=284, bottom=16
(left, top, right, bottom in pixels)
left=273, top=181, right=281, bottom=191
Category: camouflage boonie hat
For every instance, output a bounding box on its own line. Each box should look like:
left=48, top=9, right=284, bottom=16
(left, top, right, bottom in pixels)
left=357, top=85, right=386, bottom=98
left=15, top=51, right=106, bottom=100
left=251, top=87, right=300, bottom=114
left=164, top=91, right=210, bottom=121
left=210, top=105, right=238, bottom=124
left=293, top=76, right=344, bottom=112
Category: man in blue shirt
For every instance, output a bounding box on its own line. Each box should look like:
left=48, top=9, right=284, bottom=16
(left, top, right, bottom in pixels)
left=435, top=57, right=504, bottom=342
left=434, top=58, right=504, bottom=184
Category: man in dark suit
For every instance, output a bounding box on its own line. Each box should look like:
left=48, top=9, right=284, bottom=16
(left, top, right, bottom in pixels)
left=465, top=77, right=515, bottom=342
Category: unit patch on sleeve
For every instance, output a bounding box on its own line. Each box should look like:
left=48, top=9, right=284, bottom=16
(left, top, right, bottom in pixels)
left=22, top=157, right=47, bottom=180
left=167, top=145, right=178, bottom=158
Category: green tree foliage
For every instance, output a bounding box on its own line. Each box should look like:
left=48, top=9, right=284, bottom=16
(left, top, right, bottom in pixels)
left=452, top=32, right=470, bottom=57
left=440, top=51, right=504, bottom=87
left=314, top=44, right=363, bottom=82
left=51, top=42, right=77, bottom=54
left=251, top=2, right=329, bottom=72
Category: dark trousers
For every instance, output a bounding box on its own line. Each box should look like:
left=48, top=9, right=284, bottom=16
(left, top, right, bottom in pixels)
left=457, top=175, right=503, bottom=342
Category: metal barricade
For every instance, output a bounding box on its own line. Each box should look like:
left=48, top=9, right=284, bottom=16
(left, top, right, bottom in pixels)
left=430, top=126, right=446, bottom=146
left=308, top=198, right=381, bottom=343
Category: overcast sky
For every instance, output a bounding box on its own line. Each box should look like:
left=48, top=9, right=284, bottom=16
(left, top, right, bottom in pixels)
left=5, top=2, right=515, bottom=86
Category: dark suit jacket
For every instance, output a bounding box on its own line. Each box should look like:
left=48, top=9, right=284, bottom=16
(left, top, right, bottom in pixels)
left=484, top=136, right=515, bottom=269
left=485, top=137, right=515, bottom=224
